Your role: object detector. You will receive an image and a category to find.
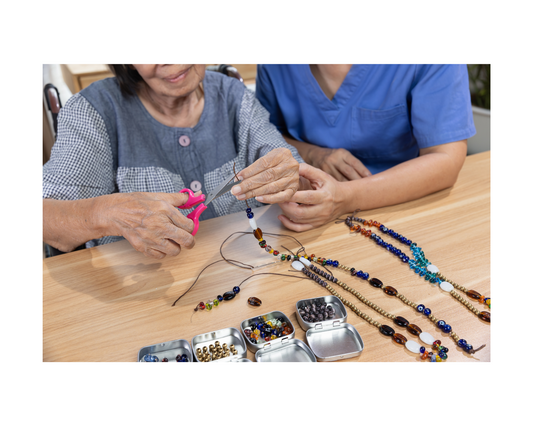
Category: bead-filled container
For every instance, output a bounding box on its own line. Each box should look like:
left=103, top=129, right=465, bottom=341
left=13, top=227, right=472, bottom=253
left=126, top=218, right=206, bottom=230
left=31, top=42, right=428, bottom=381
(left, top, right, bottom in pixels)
left=138, top=338, right=193, bottom=362
left=191, top=327, right=247, bottom=362
left=296, top=296, right=364, bottom=362
left=240, top=310, right=316, bottom=362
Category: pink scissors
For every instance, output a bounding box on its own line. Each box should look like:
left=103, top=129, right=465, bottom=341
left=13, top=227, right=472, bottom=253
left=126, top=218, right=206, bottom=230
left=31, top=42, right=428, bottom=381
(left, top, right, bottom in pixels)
left=178, top=175, right=241, bottom=236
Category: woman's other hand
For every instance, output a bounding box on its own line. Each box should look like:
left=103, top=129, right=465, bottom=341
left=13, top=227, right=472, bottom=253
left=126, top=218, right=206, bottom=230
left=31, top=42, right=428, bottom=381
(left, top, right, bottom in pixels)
left=231, top=147, right=300, bottom=204
left=102, top=192, right=196, bottom=259
left=278, top=163, right=348, bottom=232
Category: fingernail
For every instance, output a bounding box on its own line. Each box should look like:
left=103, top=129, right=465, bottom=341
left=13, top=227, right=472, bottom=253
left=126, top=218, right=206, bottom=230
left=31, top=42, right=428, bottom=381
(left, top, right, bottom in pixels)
left=256, top=196, right=264, bottom=202
left=231, top=186, right=242, bottom=195
left=237, top=194, right=246, bottom=200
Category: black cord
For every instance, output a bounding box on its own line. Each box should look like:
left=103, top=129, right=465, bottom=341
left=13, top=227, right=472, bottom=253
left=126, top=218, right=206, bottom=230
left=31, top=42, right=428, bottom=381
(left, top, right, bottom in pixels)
left=172, top=230, right=307, bottom=308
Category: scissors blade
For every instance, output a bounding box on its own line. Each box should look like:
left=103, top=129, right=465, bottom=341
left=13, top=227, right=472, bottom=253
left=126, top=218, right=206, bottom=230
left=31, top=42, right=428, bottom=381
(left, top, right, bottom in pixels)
left=204, top=175, right=241, bottom=206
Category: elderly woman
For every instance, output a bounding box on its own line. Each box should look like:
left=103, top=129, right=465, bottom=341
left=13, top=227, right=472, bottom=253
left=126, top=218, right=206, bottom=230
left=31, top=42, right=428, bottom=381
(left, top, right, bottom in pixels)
left=43, top=65, right=302, bottom=258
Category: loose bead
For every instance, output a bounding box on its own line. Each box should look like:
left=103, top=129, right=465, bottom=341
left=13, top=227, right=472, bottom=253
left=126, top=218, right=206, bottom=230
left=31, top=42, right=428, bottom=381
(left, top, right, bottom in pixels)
left=407, top=324, right=422, bottom=336
left=247, top=297, right=262, bottom=307
left=383, top=286, right=398, bottom=296
left=379, top=325, right=395, bottom=336
left=393, top=316, right=409, bottom=327
left=392, top=333, right=408, bottom=345
left=478, top=311, right=491, bottom=323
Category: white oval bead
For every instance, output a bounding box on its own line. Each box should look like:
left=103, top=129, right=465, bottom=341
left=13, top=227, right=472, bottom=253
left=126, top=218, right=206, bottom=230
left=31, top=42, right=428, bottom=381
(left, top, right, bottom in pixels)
left=419, top=332, right=435, bottom=345
left=299, top=257, right=311, bottom=266
left=440, top=281, right=454, bottom=292
left=405, top=340, right=421, bottom=354
left=291, top=261, right=304, bottom=271
left=248, top=217, right=258, bottom=230
left=427, top=264, right=439, bottom=273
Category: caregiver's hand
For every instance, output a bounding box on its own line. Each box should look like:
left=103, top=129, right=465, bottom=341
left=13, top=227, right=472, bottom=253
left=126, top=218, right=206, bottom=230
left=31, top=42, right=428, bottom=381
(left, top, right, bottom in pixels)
left=101, top=192, right=196, bottom=259
left=278, top=163, right=348, bottom=232
left=307, top=146, right=372, bottom=182
left=231, top=147, right=300, bottom=203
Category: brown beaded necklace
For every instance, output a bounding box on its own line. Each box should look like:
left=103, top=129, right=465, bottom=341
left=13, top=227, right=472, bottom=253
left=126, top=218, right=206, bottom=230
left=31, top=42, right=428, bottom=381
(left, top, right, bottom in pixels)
left=301, top=256, right=485, bottom=356
left=291, top=259, right=445, bottom=362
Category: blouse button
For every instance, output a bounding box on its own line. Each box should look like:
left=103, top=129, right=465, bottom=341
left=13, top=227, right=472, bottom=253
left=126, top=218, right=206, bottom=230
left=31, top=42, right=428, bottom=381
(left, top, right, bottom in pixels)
left=179, top=135, right=191, bottom=147
left=190, top=180, right=202, bottom=192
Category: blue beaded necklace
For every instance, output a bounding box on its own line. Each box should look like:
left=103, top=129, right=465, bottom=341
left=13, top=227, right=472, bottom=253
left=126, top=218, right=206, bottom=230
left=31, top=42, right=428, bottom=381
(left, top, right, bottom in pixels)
left=342, top=216, right=491, bottom=323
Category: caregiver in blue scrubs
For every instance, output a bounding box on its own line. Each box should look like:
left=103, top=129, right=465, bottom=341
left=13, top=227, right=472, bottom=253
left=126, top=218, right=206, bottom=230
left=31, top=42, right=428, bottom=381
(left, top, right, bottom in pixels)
left=255, top=64, right=476, bottom=231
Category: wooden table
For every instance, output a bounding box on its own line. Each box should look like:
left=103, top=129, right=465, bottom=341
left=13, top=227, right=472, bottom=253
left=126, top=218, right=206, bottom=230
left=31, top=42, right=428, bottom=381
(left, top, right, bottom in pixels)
left=43, top=152, right=490, bottom=362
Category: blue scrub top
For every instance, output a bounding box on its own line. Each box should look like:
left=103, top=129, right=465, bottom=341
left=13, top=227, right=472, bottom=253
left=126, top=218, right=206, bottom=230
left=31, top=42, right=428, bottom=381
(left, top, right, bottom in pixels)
left=255, top=65, right=476, bottom=174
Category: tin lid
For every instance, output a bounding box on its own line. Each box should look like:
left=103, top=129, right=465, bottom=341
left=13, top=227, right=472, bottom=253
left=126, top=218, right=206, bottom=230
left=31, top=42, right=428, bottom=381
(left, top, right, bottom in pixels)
left=255, top=338, right=317, bottom=362
left=305, top=322, right=364, bottom=362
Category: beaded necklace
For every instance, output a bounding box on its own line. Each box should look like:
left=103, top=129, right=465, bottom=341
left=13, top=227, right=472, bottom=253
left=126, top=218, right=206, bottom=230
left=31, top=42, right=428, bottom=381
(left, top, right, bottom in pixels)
left=246, top=205, right=454, bottom=361
left=290, top=259, right=443, bottom=361
left=342, top=216, right=491, bottom=322
left=303, top=255, right=484, bottom=355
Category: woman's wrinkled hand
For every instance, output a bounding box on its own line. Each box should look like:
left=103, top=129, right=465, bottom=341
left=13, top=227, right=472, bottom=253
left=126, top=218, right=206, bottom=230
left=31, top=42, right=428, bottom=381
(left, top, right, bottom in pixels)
left=102, top=192, right=196, bottom=259
left=278, top=163, right=348, bottom=232
left=231, top=148, right=300, bottom=204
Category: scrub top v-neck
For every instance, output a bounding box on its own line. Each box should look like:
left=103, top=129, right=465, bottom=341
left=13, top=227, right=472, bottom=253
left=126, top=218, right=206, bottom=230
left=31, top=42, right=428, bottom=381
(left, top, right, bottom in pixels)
left=255, top=64, right=476, bottom=175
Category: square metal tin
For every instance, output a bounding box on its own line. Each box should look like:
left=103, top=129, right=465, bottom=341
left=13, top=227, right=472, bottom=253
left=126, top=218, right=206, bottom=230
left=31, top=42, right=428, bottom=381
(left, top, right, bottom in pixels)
left=296, top=295, right=347, bottom=331
left=191, top=326, right=247, bottom=362
left=240, top=310, right=295, bottom=353
left=296, top=296, right=364, bottom=361
left=138, top=338, right=193, bottom=362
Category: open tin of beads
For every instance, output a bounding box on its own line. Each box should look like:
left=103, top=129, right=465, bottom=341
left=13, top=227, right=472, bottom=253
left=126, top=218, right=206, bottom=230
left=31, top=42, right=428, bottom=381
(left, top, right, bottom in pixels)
left=296, top=296, right=364, bottom=362
left=240, top=310, right=316, bottom=362
left=138, top=338, right=193, bottom=362
left=191, top=327, right=247, bottom=362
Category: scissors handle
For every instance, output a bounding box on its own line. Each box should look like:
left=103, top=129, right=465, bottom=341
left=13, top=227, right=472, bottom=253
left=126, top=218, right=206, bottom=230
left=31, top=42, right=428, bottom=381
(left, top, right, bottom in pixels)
left=178, top=189, right=207, bottom=236
left=178, top=188, right=206, bottom=209
left=187, top=203, right=207, bottom=236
